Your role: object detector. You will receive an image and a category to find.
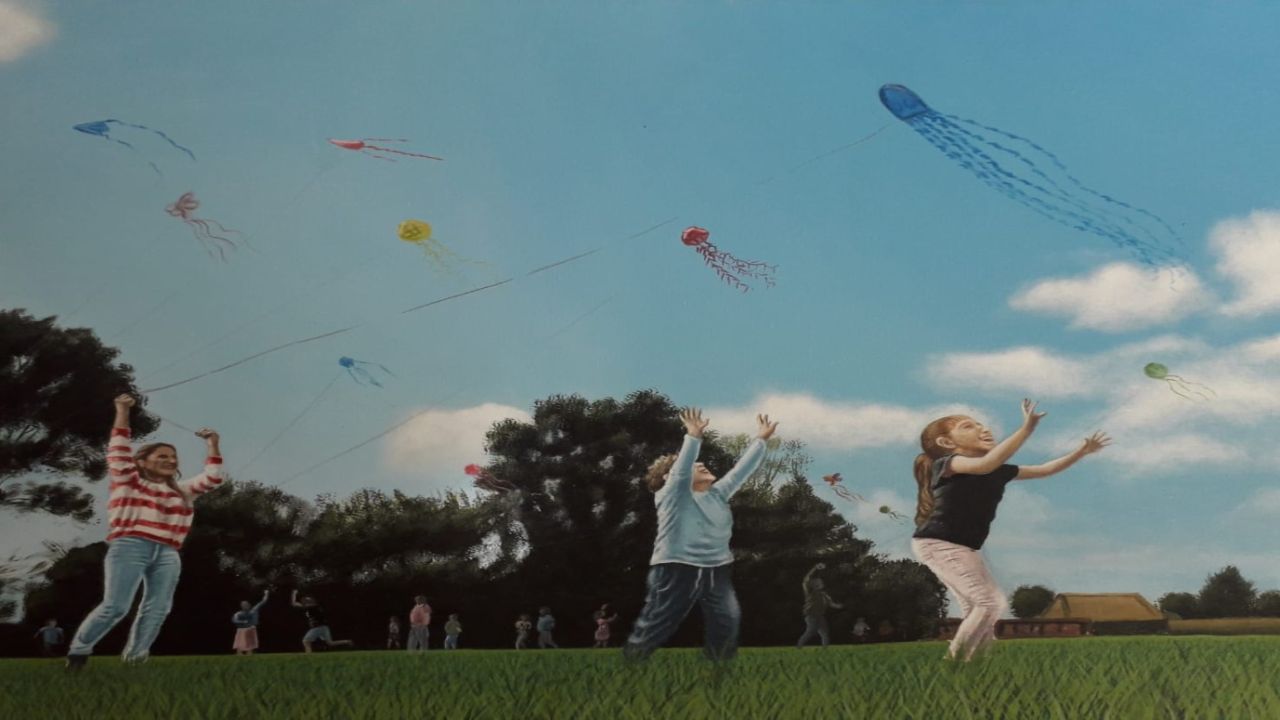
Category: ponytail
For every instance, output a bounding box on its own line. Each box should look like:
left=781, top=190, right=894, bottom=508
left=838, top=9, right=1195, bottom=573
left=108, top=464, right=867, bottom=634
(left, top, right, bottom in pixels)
left=913, top=415, right=966, bottom=528
left=913, top=453, right=934, bottom=528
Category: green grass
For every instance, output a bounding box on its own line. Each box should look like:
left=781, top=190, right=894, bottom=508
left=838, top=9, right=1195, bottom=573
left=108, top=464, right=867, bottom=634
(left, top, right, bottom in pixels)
left=5, top=638, right=1280, bottom=719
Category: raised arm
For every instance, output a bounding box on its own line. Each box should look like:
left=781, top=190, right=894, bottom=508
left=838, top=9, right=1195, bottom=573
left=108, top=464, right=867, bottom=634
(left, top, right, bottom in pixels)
left=291, top=590, right=303, bottom=608
left=711, top=414, right=778, bottom=499
left=1017, top=432, right=1110, bottom=480
left=251, top=590, right=270, bottom=613
left=949, top=400, right=1044, bottom=476
left=802, top=562, right=825, bottom=592
left=179, top=428, right=224, bottom=497
left=667, top=407, right=709, bottom=494
left=107, top=395, right=138, bottom=484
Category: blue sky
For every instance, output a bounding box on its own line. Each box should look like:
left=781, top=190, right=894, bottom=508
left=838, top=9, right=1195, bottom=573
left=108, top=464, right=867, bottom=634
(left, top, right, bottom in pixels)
left=5, top=1, right=1280, bottom=609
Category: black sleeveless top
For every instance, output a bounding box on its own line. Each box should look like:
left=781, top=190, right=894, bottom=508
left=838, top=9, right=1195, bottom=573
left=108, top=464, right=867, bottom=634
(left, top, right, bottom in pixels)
left=912, top=455, right=1018, bottom=550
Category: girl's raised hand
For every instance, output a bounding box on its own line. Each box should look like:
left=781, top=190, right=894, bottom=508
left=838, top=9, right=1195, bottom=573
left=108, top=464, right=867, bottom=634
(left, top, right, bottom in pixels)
left=1080, top=431, right=1111, bottom=456
left=1021, top=398, right=1047, bottom=431
left=756, top=414, right=779, bottom=440
left=679, top=407, right=710, bottom=438
left=114, top=394, right=136, bottom=408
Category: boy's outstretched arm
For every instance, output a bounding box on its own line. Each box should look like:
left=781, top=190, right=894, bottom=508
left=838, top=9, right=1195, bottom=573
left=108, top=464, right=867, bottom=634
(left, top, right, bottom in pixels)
left=712, top=414, right=778, bottom=499
left=802, top=562, right=825, bottom=591
left=1017, top=431, right=1110, bottom=480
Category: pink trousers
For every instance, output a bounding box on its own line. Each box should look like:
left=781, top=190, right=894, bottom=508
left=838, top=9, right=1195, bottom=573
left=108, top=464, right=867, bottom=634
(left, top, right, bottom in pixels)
left=912, top=538, right=1008, bottom=661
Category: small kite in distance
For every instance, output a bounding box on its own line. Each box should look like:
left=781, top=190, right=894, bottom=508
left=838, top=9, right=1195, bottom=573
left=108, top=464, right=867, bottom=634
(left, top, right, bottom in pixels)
left=1144, top=362, right=1215, bottom=401
left=339, top=356, right=394, bottom=388
left=681, top=226, right=776, bottom=292
left=465, top=464, right=517, bottom=494
left=822, top=473, right=867, bottom=504
left=75, top=119, right=196, bottom=175
left=328, top=138, right=442, bottom=162
left=165, top=192, right=243, bottom=261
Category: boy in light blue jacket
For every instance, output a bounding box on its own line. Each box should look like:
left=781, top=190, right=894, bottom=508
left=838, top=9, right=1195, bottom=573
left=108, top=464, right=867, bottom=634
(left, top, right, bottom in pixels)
left=622, top=407, right=777, bottom=662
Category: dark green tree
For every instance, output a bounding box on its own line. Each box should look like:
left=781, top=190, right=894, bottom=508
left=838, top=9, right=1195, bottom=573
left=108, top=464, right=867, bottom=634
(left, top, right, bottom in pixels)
left=1010, top=584, right=1056, bottom=619
left=0, top=309, right=159, bottom=520
left=1198, top=566, right=1256, bottom=618
left=1254, top=590, right=1280, bottom=617
left=1156, top=592, right=1200, bottom=619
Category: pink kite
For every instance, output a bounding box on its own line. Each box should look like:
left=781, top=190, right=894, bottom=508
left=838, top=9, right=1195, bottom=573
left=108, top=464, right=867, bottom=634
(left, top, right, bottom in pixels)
left=327, top=138, right=443, bottom=162
left=165, top=192, right=243, bottom=261
left=681, top=226, right=776, bottom=292
left=465, top=464, right=517, bottom=494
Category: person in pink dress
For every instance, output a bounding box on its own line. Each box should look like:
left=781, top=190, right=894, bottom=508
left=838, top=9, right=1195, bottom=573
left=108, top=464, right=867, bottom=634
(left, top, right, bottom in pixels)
left=592, top=604, right=619, bottom=649
left=232, top=591, right=270, bottom=655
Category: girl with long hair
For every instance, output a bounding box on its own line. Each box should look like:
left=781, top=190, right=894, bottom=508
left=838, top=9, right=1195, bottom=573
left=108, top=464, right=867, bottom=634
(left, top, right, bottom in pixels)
left=66, top=394, right=225, bottom=668
left=911, top=399, right=1108, bottom=662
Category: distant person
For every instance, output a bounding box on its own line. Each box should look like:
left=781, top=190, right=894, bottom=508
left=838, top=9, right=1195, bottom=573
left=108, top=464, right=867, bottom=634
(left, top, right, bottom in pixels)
left=515, top=615, right=532, bottom=649
left=407, top=596, right=431, bottom=652
left=291, top=590, right=353, bottom=653
left=66, top=394, right=225, bottom=671
left=912, top=400, right=1109, bottom=661
left=537, top=607, right=559, bottom=649
left=387, top=616, right=402, bottom=650
left=851, top=617, right=870, bottom=644
left=444, top=614, right=462, bottom=650
left=592, top=605, right=619, bottom=649
left=34, top=619, right=65, bottom=657
left=232, top=590, right=270, bottom=655
left=796, top=563, right=842, bottom=648
left=622, top=408, right=776, bottom=663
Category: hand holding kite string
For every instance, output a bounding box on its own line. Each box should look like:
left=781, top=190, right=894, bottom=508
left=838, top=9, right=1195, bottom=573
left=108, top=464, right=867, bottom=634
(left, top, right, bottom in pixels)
left=166, top=192, right=244, bottom=261
left=1144, top=362, right=1215, bottom=401
left=681, top=226, right=776, bottom=292
left=328, top=138, right=442, bottom=162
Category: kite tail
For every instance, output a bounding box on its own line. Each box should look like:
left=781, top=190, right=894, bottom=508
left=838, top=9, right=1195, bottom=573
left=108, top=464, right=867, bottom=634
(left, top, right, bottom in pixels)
left=366, top=144, right=443, bottom=161
left=109, top=119, right=197, bottom=161
left=943, top=117, right=1183, bottom=262
left=945, top=113, right=1184, bottom=248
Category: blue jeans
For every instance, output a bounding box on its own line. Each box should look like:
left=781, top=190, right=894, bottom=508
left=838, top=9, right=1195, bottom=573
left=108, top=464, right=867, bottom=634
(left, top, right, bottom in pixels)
left=69, top=536, right=182, bottom=660
left=444, top=634, right=459, bottom=649
left=622, top=563, right=740, bottom=662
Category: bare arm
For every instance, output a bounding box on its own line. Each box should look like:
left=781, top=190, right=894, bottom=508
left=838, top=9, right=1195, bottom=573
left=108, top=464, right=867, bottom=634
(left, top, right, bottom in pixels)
left=1017, top=432, right=1110, bottom=480
left=949, top=399, right=1044, bottom=476
left=291, top=590, right=303, bottom=608
left=802, top=562, right=825, bottom=591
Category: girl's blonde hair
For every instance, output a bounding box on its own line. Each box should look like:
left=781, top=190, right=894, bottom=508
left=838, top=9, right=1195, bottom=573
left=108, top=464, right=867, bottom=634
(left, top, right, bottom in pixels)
left=912, top=416, right=965, bottom=528
left=645, top=454, right=678, bottom=492
left=134, top=442, right=190, bottom=505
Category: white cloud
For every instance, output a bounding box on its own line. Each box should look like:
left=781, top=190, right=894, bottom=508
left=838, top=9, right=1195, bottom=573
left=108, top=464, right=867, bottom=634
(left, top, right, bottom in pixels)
left=927, top=347, right=1094, bottom=399
left=383, top=403, right=532, bottom=484
left=1211, top=211, right=1280, bottom=317
left=1228, top=488, right=1280, bottom=523
left=0, top=2, right=54, bottom=63
left=705, top=392, right=985, bottom=452
left=1099, top=432, right=1247, bottom=475
left=1009, top=263, right=1211, bottom=332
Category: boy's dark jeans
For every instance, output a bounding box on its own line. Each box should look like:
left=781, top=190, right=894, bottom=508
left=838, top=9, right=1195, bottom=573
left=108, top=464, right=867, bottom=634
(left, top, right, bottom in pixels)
left=622, top=562, right=739, bottom=662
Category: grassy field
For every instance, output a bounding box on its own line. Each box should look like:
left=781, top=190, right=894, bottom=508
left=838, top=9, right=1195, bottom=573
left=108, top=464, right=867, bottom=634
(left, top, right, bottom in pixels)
left=5, top=637, right=1280, bottom=719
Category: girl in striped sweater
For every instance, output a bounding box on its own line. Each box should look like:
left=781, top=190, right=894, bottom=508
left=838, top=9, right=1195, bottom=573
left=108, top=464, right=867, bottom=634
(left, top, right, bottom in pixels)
left=66, top=394, right=225, bottom=669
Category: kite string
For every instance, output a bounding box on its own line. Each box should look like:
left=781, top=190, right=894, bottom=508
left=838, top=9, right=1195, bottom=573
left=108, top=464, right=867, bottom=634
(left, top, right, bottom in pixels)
left=237, top=371, right=343, bottom=478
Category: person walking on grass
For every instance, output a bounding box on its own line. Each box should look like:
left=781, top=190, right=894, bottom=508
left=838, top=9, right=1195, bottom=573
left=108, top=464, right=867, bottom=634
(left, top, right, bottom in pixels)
left=912, top=399, right=1109, bottom=662
left=291, top=590, right=354, bottom=653
left=515, top=615, right=532, bottom=649
left=387, top=616, right=402, bottom=649
left=537, top=606, right=558, bottom=649
left=622, top=408, right=777, bottom=663
left=444, top=614, right=462, bottom=650
left=797, top=563, right=842, bottom=648
left=34, top=619, right=64, bottom=657
left=407, top=596, right=431, bottom=651
left=592, top=605, right=619, bottom=648
left=66, top=394, right=226, bottom=671
left=231, top=590, right=270, bottom=655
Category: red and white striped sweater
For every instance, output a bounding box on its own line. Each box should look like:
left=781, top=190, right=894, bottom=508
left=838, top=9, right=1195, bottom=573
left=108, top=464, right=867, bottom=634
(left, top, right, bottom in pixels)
left=106, top=427, right=224, bottom=550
